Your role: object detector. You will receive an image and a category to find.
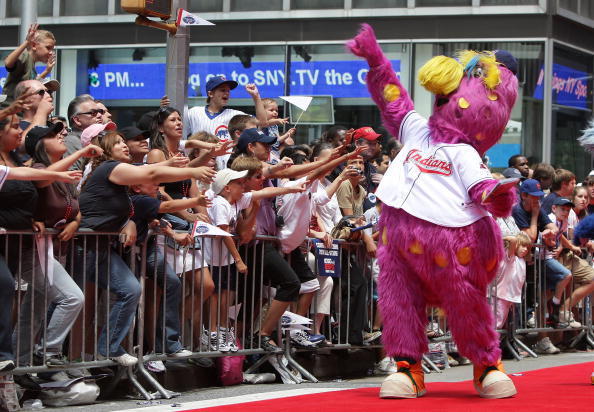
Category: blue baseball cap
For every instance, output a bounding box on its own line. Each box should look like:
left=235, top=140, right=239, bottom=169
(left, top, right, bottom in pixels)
left=553, top=197, right=575, bottom=207
left=237, top=128, right=277, bottom=152
left=205, top=75, right=238, bottom=94
left=519, top=179, right=545, bottom=197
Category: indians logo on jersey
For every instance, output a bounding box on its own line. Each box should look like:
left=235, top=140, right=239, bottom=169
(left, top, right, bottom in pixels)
left=214, top=125, right=231, bottom=142
left=404, top=149, right=453, bottom=176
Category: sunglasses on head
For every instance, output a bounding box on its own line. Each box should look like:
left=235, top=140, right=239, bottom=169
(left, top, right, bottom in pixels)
left=77, top=109, right=105, bottom=117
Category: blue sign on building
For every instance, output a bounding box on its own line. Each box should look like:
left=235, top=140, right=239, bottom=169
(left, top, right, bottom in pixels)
left=534, top=63, right=590, bottom=109
left=84, top=59, right=400, bottom=100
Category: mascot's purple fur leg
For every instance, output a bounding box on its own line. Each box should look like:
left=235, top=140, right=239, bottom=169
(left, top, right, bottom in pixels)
left=378, top=206, right=503, bottom=366
left=377, top=232, right=428, bottom=362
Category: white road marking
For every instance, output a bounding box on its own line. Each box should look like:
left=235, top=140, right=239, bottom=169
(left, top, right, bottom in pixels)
left=117, top=387, right=349, bottom=411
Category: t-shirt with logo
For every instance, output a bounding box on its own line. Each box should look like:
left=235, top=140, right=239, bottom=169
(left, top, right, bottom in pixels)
left=375, top=111, right=492, bottom=227
left=185, top=106, right=245, bottom=170
left=203, top=191, right=252, bottom=266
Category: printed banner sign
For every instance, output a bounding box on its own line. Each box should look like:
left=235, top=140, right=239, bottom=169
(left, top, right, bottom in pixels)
left=0, top=59, right=400, bottom=100
left=534, top=63, right=590, bottom=109
left=84, top=59, right=400, bottom=100
left=0, top=59, right=400, bottom=101
left=312, top=239, right=341, bottom=277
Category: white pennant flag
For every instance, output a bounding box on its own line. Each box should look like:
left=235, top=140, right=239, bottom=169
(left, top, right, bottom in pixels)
left=191, top=221, right=232, bottom=238
left=279, top=95, right=313, bottom=112
left=176, top=9, right=215, bottom=27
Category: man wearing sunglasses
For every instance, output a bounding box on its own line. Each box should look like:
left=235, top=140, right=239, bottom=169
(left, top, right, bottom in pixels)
left=13, top=78, right=58, bottom=155
left=65, top=94, right=105, bottom=170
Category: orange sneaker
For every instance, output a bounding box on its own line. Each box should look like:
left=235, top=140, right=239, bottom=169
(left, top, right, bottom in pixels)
left=590, top=371, right=594, bottom=385
left=473, top=360, right=517, bottom=399
left=380, top=360, right=426, bottom=399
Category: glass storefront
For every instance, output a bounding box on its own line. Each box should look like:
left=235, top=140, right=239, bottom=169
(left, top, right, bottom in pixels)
left=550, top=43, right=593, bottom=178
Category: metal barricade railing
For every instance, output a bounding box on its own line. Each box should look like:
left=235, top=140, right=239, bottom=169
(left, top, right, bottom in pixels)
left=2, top=227, right=594, bottom=404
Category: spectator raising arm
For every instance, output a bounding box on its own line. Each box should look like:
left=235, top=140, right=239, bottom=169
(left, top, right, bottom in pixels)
left=108, top=163, right=215, bottom=187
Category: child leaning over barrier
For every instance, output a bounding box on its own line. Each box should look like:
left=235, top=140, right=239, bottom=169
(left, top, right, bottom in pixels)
left=204, top=168, right=306, bottom=352
left=495, top=231, right=531, bottom=329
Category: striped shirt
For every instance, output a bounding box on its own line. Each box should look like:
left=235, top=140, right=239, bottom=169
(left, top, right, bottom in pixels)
left=185, top=106, right=245, bottom=142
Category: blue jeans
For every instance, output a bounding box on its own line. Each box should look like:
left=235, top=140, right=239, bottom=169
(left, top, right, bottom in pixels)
left=13, top=257, right=84, bottom=365
left=0, top=256, right=15, bottom=362
left=74, top=245, right=141, bottom=357
left=145, top=242, right=182, bottom=354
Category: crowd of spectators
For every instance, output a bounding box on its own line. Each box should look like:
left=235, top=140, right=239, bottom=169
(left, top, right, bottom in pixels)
left=1, top=25, right=594, bottom=397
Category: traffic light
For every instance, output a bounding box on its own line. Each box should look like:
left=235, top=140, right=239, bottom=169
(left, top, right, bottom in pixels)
left=121, top=0, right=172, bottom=19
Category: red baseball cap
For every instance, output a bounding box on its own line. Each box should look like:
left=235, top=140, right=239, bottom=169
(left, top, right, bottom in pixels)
left=353, top=127, right=381, bottom=141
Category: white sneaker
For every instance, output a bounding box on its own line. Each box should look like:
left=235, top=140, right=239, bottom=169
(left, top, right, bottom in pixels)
left=534, top=337, right=560, bottom=354
left=290, top=330, right=318, bottom=348
left=226, top=327, right=239, bottom=352
left=526, top=314, right=536, bottom=328
left=560, top=311, right=582, bottom=328
left=211, top=331, right=230, bottom=352
left=363, top=330, right=382, bottom=344
left=111, top=353, right=138, bottom=367
left=170, top=348, right=193, bottom=358
left=146, top=360, right=166, bottom=373
left=0, top=360, right=15, bottom=372
left=374, top=357, right=397, bottom=375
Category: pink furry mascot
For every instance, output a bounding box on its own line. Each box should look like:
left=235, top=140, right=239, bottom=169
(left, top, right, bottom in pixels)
left=347, top=24, right=519, bottom=399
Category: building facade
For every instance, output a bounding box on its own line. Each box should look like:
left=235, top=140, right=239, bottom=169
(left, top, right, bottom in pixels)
left=0, top=0, right=592, bottom=174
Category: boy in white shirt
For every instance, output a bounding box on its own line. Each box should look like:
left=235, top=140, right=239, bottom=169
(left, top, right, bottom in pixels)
left=205, top=168, right=306, bottom=351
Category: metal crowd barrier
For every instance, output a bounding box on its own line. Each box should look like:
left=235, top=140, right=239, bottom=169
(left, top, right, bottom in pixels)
left=2, top=228, right=594, bottom=404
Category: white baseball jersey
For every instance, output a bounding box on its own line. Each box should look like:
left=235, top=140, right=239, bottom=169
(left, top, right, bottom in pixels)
left=185, top=106, right=245, bottom=142
left=0, top=165, right=8, bottom=190
left=376, top=111, right=492, bottom=227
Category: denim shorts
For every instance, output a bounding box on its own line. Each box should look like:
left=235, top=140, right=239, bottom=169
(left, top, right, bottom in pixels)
left=544, top=258, right=571, bottom=290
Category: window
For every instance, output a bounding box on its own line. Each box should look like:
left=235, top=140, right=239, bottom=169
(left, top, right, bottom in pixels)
left=230, top=0, right=282, bottom=11
left=353, top=0, right=407, bottom=7
left=7, top=0, right=53, bottom=17
left=188, top=0, right=224, bottom=13
left=61, top=0, right=108, bottom=16
left=416, top=0, right=471, bottom=6
left=292, top=0, right=344, bottom=9
left=480, top=0, right=538, bottom=4
left=558, top=0, right=578, bottom=13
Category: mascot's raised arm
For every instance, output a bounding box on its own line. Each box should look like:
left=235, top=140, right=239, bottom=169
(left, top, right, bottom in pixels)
left=347, top=24, right=519, bottom=399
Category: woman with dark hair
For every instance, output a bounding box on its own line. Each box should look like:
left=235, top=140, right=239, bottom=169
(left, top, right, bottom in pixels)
left=10, top=123, right=101, bottom=367
left=75, top=130, right=214, bottom=366
left=0, top=114, right=80, bottom=372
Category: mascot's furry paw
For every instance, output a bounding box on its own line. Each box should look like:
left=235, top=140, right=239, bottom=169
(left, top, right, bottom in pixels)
left=380, top=361, right=426, bottom=399
left=469, top=180, right=515, bottom=218
left=473, top=361, right=517, bottom=399
left=346, top=24, right=385, bottom=67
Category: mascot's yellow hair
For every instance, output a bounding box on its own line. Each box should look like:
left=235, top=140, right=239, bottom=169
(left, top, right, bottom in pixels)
left=418, top=56, right=463, bottom=96
left=418, top=50, right=501, bottom=95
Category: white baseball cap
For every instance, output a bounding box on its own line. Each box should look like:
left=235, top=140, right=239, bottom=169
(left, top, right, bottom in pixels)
left=211, top=169, right=248, bottom=195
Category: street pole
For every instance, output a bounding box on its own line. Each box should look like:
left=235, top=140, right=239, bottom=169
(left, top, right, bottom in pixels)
left=20, top=0, right=38, bottom=43
left=166, top=0, right=189, bottom=125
